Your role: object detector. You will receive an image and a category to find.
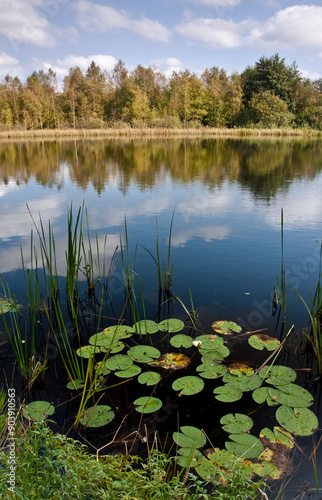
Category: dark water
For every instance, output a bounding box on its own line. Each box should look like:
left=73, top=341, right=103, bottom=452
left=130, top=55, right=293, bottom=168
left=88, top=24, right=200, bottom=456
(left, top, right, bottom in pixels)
left=0, top=137, right=322, bottom=498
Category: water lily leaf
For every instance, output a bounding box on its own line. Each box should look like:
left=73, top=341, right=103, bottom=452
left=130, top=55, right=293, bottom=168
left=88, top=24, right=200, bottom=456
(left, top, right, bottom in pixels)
left=0, top=298, right=22, bottom=314
left=173, top=426, right=207, bottom=448
left=76, top=345, right=100, bottom=358
left=80, top=405, right=115, bottom=427
left=89, top=329, right=131, bottom=345
left=176, top=449, right=204, bottom=468
left=223, top=373, right=262, bottom=392
left=148, top=353, right=191, bottom=370
left=23, top=401, right=55, bottom=421
left=259, top=366, right=296, bottom=386
left=196, top=363, right=227, bottom=379
left=194, top=334, right=224, bottom=351
left=115, top=364, right=141, bottom=378
left=133, top=320, right=159, bottom=334
left=260, top=427, right=294, bottom=449
left=103, top=324, right=134, bottom=337
left=170, top=334, right=194, bottom=348
left=199, top=345, right=230, bottom=358
left=275, top=406, right=318, bottom=436
left=133, top=396, right=162, bottom=414
left=138, top=371, right=161, bottom=386
left=213, top=384, right=243, bottom=402
left=100, top=342, right=124, bottom=354
left=195, top=457, right=228, bottom=482
left=66, top=379, right=85, bottom=390
left=105, top=354, right=133, bottom=371
left=211, top=320, right=242, bottom=335
left=95, top=361, right=111, bottom=376
left=268, top=384, right=313, bottom=408
left=201, top=352, right=225, bottom=363
left=250, top=461, right=281, bottom=479
left=158, top=318, right=185, bottom=333
left=225, top=433, right=264, bottom=459
left=259, top=427, right=276, bottom=443
left=172, top=376, right=204, bottom=396
left=227, top=363, right=254, bottom=377
left=220, top=413, right=253, bottom=434
left=128, top=345, right=161, bottom=363
left=252, top=387, right=280, bottom=406
left=248, top=334, right=280, bottom=351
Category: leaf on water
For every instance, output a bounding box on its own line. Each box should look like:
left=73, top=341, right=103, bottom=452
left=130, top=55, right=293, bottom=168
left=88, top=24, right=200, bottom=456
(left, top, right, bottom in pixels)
left=267, top=384, right=313, bottom=408
left=248, top=334, right=281, bottom=351
left=170, top=334, right=194, bottom=348
left=133, top=396, right=162, bottom=414
left=103, top=324, right=134, bottom=337
left=76, top=345, right=100, bottom=358
left=201, top=352, right=225, bottom=363
left=95, top=361, right=111, bottom=376
left=252, top=387, right=280, bottom=406
left=138, top=371, right=161, bottom=386
left=220, top=413, right=254, bottom=434
left=225, top=433, right=264, bottom=459
left=259, top=366, right=296, bottom=386
left=275, top=406, right=318, bottom=436
left=80, top=405, right=115, bottom=428
left=211, top=320, right=242, bottom=335
left=196, top=363, right=227, bottom=379
left=105, top=354, right=133, bottom=371
left=172, top=376, right=204, bottom=396
left=133, top=320, right=159, bottom=334
left=213, top=384, right=243, bottom=402
left=0, top=298, right=22, bottom=314
left=223, top=373, right=262, bottom=392
left=115, top=365, right=141, bottom=378
left=128, top=345, right=161, bottom=363
left=173, top=426, right=207, bottom=449
left=158, top=318, right=185, bottom=333
left=148, top=353, right=191, bottom=370
left=23, top=401, right=55, bottom=421
left=100, top=342, right=124, bottom=354
left=227, top=363, right=254, bottom=377
left=260, top=427, right=294, bottom=449
left=66, top=379, right=85, bottom=390
left=176, top=449, right=204, bottom=468
left=250, top=460, right=281, bottom=480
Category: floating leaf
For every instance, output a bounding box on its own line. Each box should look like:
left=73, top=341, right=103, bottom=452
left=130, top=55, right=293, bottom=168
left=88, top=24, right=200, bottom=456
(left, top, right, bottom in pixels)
left=194, top=334, right=224, bottom=351
left=76, top=345, right=100, bottom=358
left=148, top=353, right=191, bottom=370
left=172, top=376, right=204, bottom=396
left=267, top=384, right=313, bottom=408
left=100, top=342, right=124, bottom=354
left=0, top=298, right=22, bottom=314
left=138, top=371, right=161, bottom=386
left=103, top=324, right=134, bottom=337
left=133, top=320, right=159, bottom=334
left=223, top=373, right=262, bottom=392
left=128, top=345, right=161, bottom=363
left=23, top=401, right=55, bottom=421
left=133, top=396, right=162, bottom=414
left=227, top=363, right=254, bottom=377
left=225, top=433, right=264, bottom=459
left=220, top=413, right=253, bottom=434
left=275, top=406, right=318, bottom=436
left=105, top=355, right=133, bottom=371
left=201, top=352, right=225, bottom=363
left=252, top=387, right=280, bottom=406
left=170, top=334, right=194, bottom=349
left=173, top=426, right=206, bottom=449
left=176, top=449, right=204, bottom=468
left=248, top=334, right=280, bottom=351
left=95, top=361, right=111, bottom=376
left=213, top=384, right=243, bottom=402
left=158, top=318, right=185, bottom=333
left=260, top=427, right=294, bottom=449
left=211, top=320, right=242, bottom=335
left=115, top=365, right=141, bottom=378
left=250, top=461, right=281, bottom=479
left=196, top=363, right=227, bottom=379
left=259, top=366, right=296, bottom=386
left=66, top=379, right=85, bottom=390
left=80, top=405, right=115, bottom=427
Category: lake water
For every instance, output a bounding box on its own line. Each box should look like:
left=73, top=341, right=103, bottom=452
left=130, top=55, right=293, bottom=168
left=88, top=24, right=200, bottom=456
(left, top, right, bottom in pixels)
left=0, top=137, right=322, bottom=498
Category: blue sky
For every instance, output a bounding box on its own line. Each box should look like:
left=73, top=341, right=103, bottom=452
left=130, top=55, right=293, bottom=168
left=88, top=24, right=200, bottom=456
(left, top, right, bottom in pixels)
left=0, top=0, right=321, bottom=83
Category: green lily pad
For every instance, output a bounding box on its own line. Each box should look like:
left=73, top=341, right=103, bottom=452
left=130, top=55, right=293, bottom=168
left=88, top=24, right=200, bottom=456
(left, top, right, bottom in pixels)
left=76, top=345, right=100, bottom=358
left=148, top=353, right=191, bottom=370
left=95, top=361, right=111, bottom=376
left=172, top=376, right=204, bottom=396
left=105, top=355, right=133, bottom=371
left=248, top=334, right=281, bottom=351
left=115, top=364, right=141, bottom=378
left=128, top=345, right=161, bottom=363
left=275, top=406, right=318, bottom=436
left=259, top=366, right=296, bottom=386
left=138, top=371, right=161, bottom=386
left=158, top=318, right=185, bottom=333
left=260, top=427, right=294, bottom=449
left=252, top=387, right=280, bottom=406
left=194, top=334, right=224, bottom=351
left=173, top=426, right=207, bottom=449
left=222, top=373, right=262, bottom=392
left=0, top=298, right=22, bottom=314
left=104, top=324, right=134, bottom=337
left=176, top=449, right=204, bottom=468
left=100, top=342, right=125, bottom=354
left=133, top=320, right=159, bottom=334
left=211, top=320, right=242, bottom=335
left=267, top=384, right=313, bottom=408
left=80, top=405, right=115, bottom=427
left=133, top=396, right=162, bottom=414
left=23, top=401, right=55, bottom=421
left=196, top=363, right=227, bottom=379
left=170, top=334, right=194, bottom=349
left=66, top=379, right=85, bottom=390
left=201, top=352, right=225, bottom=363
left=225, top=433, right=264, bottom=459
left=227, top=363, right=254, bottom=377
left=220, top=413, right=254, bottom=434
left=213, top=384, right=243, bottom=402
left=250, top=460, right=281, bottom=479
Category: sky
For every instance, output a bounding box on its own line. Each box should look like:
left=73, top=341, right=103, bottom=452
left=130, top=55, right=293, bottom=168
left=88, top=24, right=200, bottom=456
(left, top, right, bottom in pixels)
left=0, top=0, right=322, bottom=84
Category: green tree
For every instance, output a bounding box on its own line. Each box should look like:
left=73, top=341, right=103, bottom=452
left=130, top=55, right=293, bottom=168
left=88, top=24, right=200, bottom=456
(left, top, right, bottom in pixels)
left=247, top=90, right=294, bottom=128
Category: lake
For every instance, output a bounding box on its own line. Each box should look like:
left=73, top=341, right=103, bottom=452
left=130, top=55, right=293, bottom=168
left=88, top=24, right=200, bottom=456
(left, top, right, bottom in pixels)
left=0, top=136, right=322, bottom=498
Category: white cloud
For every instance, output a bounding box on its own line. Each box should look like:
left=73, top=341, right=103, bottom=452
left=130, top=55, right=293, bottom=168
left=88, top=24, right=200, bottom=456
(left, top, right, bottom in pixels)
left=0, top=52, right=20, bottom=79
left=185, top=0, right=240, bottom=6
left=74, top=0, right=171, bottom=42
left=300, top=69, right=321, bottom=81
left=40, top=54, right=118, bottom=83
left=176, top=17, right=243, bottom=48
left=151, top=58, right=183, bottom=76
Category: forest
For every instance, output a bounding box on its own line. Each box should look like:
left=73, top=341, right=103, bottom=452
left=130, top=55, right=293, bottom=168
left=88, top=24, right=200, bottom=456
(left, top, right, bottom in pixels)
left=1, top=53, right=322, bottom=131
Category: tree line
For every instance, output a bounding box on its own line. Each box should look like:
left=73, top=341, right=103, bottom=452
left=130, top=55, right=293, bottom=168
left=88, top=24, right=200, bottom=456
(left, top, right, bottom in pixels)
left=1, top=54, right=321, bottom=131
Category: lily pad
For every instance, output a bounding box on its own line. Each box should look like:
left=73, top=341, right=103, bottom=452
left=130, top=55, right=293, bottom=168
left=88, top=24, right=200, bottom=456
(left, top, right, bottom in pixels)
left=248, top=334, right=281, bottom=351
left=252, top=387, right=280, bottom=406
left=133, top=396, right=162, bottom=414
left=225, top=433, right=264, bottom=459
left=103, top=324, right=134, bottom=337
left=222, top=373, right=262, bottom=392
left=172, top=376, right=204, bottom=396
left=220, top=413, right=254, bottom=434
left=76, top=345, right=100, bottom=358
left=170, top=334, right=194, bottom=349
left=115, top=365, right=141, bottom=378
left=0, top=298, right=22, bottom=314
left=267, top=384, right=313, bottom=408
left=213, top=384, right=243, bottom=402
left=211, top=320, right=242, bottom=335
left=133, top=320, right=159, bottom=334
left=176, top=449, right=204, bottom=468
left=196, top=363, right=227, bottom=379
left=95, top=361, right=111, bottom=376
left=194, top=334, right=224, bottom=351
left=128, top=345, right=161, bottom=363
left=275, top=406, right=318, bottom=436
left=173, top=426, right=207, bottom=449
left=148, top=353, right=191, bottom=370
left=201, top=352, right=225, bottom=363
left=23, top=401, right=55, bottom=421
left=260, top=427, right=294, bottom=449
left=100, top=342, right=124, bottom=354
left=105, top=354, right=133, bottom=371
left=80, top=405, right=115, bottom=427
left=158, top=318, right=185, bottom=333
left=250, top=461, right=281, bottom=479
left=66, top=379, right=85, bottom=390
left=259, top=366, right=296, bottom=386
left=227, top=363, right=254, bottom=377
left=138, top=371, right=161, bottom=386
